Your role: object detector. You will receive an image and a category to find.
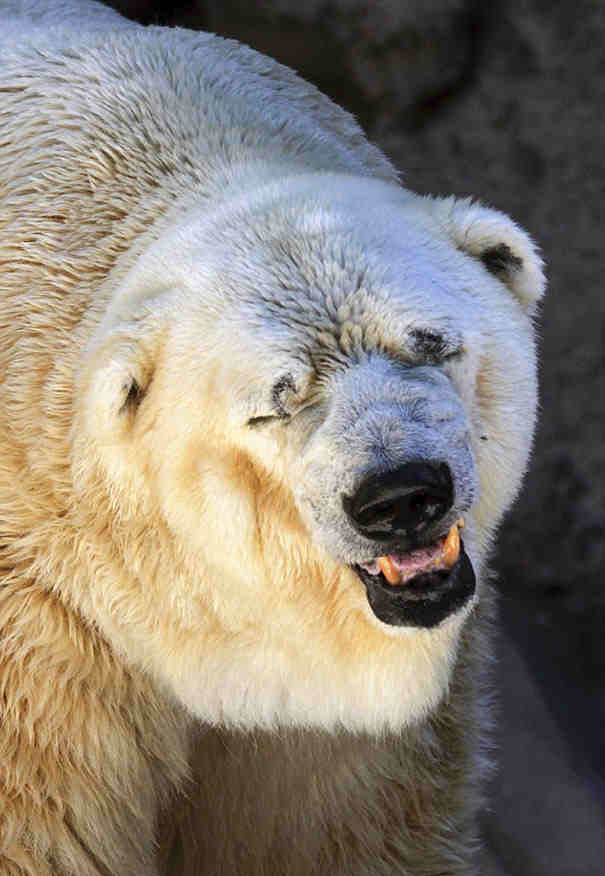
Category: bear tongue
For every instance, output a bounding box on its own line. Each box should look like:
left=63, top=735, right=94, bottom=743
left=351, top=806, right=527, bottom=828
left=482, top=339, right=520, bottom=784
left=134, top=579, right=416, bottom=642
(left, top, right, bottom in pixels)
left=376, top=544, right=445, bottom=586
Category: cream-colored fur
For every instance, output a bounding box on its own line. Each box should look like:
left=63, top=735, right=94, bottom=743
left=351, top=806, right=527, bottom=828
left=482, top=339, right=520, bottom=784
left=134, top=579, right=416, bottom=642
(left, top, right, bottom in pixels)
left=0, top=2, right=544, bottom=874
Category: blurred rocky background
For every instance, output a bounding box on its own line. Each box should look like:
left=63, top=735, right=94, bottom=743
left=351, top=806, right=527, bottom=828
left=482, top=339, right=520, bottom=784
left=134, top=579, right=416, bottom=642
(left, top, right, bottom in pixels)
left=109, top=1, right=605, bottom=872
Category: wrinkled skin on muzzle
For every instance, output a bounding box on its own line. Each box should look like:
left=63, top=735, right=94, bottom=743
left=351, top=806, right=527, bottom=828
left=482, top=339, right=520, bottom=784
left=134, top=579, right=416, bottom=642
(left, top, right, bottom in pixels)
left=292, top=355, right=477, bottom=566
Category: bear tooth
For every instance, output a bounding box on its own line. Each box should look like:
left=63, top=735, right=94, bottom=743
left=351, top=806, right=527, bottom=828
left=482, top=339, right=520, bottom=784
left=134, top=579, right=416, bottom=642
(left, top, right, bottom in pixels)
left=442, top=521, right=462, bottom=568
left=377, top=556, right=403, bottom=586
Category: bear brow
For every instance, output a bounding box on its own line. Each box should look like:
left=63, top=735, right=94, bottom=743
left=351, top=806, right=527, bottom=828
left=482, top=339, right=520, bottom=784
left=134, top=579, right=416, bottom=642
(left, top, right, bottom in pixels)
left=271, top=373, right=297, bottom=417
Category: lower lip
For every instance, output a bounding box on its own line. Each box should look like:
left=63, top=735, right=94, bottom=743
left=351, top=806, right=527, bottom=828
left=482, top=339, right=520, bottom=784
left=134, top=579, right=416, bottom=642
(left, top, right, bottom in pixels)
left=354, top=544, right=476, bottom=629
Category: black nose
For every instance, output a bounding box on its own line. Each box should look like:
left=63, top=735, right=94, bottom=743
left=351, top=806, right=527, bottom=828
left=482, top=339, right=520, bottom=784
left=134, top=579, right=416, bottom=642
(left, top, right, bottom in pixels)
left=342, top=461, right=454, bottom=541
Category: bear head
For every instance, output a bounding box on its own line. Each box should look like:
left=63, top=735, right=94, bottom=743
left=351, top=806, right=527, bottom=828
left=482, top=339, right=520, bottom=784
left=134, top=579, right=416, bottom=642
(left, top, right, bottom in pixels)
left=73, top=173, right=544, bottom=732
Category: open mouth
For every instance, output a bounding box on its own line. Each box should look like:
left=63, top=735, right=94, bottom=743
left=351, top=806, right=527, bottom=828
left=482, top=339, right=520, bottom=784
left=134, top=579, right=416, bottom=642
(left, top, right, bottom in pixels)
left=353, top=520, right=476, bottom=628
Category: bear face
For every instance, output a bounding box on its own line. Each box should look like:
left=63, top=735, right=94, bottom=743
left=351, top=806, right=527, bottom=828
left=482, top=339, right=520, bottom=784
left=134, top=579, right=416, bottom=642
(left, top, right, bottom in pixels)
left=72, top=173, right=543, bottom=732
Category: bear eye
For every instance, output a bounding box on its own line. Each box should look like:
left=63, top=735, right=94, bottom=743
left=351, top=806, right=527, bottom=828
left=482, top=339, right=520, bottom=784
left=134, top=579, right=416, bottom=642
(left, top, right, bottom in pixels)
left=246, top=373, right=297, bottom=428
left=408, top=328, right=464, bottom=364
left=247, top=413, right=286, bottom=428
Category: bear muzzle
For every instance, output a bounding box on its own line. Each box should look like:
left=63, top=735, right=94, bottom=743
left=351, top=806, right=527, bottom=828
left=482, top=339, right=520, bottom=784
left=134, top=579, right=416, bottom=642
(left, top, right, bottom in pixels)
left=342, top=463, right=475, bottom=627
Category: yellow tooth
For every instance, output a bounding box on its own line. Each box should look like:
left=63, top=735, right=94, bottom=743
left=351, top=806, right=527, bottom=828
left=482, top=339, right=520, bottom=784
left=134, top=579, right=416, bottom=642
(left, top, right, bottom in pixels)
left=377, top=556, right=403, bottom=585
left=442, top=521, right=462, bottom=568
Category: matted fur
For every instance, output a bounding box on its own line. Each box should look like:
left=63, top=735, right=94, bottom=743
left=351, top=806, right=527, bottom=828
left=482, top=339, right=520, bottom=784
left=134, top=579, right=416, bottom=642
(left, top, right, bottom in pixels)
left=0, top=2, right=543, bottom=874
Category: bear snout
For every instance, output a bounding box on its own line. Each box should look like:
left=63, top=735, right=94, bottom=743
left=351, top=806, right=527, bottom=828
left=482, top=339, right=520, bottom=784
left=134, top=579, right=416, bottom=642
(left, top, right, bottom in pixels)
left=341, top=460, right=454, bottom=541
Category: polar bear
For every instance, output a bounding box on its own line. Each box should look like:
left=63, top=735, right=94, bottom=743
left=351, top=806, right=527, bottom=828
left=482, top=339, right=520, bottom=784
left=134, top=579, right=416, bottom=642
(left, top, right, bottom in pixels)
left=0, top=2, right=544, bottom=874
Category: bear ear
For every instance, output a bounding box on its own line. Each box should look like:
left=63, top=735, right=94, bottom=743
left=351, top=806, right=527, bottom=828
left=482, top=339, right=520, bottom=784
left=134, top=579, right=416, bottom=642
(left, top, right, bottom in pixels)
left=430, top=196, right=546, bottom=314
left=80, top=332, right=158, bottom=444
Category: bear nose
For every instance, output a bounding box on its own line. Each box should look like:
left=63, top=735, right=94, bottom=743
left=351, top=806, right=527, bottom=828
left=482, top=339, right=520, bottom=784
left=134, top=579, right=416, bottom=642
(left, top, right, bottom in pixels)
left=342, top=461, right=454, bottom=541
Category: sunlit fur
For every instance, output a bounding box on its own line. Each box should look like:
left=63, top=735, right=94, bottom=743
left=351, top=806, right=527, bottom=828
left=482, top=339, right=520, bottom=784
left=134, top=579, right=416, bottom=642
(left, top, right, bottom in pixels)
left=0, top=2, right=544, bottom=874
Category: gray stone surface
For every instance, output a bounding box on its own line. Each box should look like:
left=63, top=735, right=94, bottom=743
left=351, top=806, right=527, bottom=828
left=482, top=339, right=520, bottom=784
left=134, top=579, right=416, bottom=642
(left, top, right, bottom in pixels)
left=111, top=1, right=605, bottom=871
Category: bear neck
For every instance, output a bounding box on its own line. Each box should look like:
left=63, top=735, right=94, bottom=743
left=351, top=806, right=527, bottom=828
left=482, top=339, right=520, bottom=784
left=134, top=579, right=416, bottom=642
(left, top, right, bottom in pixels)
left=0, top=574, right=192, bottom=876
left=157, top=603, right=488, bottom=876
